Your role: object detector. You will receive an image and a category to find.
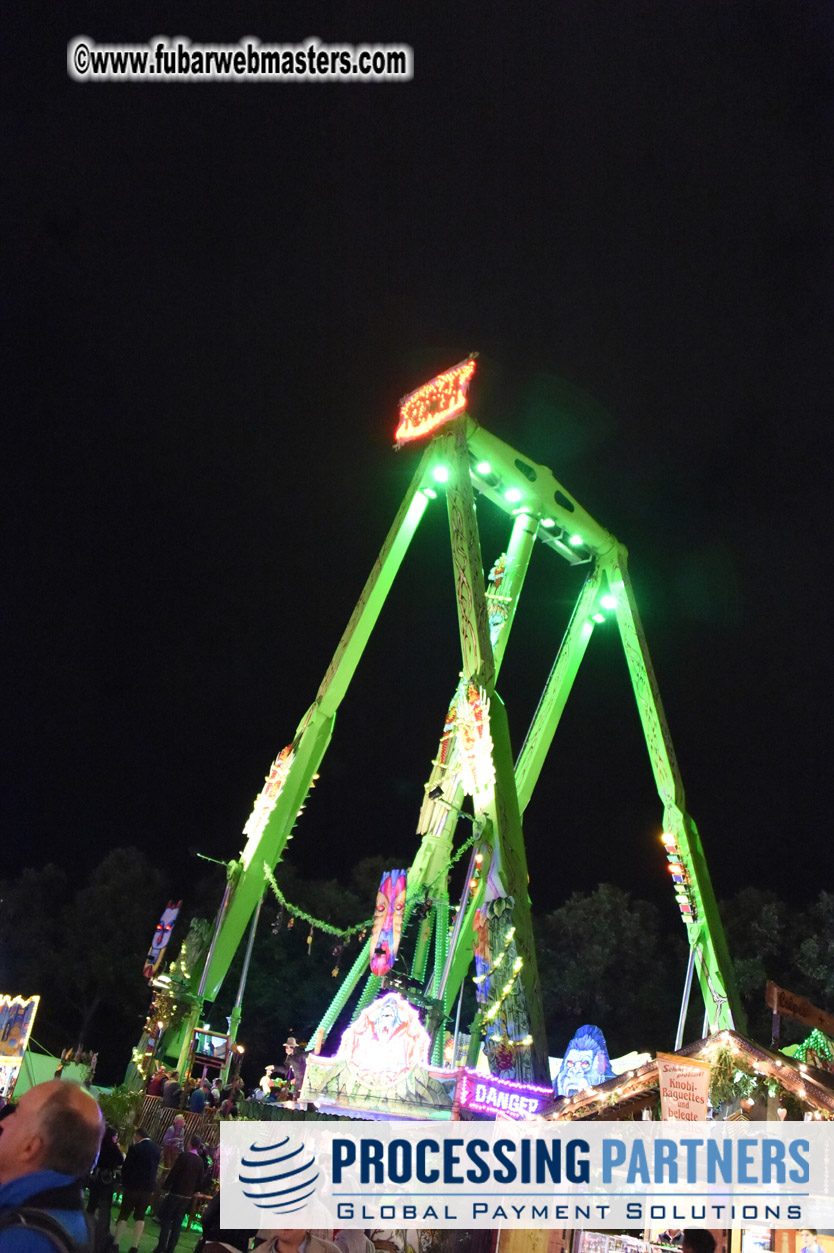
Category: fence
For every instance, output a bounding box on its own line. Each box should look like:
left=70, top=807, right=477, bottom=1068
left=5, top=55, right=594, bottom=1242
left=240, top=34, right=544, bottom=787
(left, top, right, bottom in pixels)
left=136, top=1093, right=358, bottom=1150
left=138, top=1095, right=220, bottom=1148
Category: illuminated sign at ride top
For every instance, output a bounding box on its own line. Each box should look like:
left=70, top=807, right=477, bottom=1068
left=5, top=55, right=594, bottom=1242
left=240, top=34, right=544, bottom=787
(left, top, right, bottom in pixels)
left=457, top=1067, right=553, bottom=1119
left=394, top=358, right=476, bottom=446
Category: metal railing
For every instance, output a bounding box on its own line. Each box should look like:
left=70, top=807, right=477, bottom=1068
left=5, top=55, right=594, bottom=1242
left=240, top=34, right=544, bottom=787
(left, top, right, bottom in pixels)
left=138, top=1095, right=220, bottom=1148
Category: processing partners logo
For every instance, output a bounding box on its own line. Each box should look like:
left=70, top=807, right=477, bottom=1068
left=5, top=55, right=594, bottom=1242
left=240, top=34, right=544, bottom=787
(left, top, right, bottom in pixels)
left=222, top=1121, right=834, bottom=1231
left=238, top=1134, right=320, bottom=1217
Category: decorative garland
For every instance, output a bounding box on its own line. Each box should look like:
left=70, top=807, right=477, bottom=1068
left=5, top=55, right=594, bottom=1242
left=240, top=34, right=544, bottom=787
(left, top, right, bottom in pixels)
left=132, top=986, right=182, bottom=1078
left=481, top=952, right=524, bottom=1026
left=449, top=830, right=479, bottom=868
left=706, top=1039, right=804, bottom=1119
left=263, top=863, right=372, bottom=939
left=262, top=831, right=483, bottom=980
left=473, top=926, right=517, bottom=989
left=263, top=833, right=479, bottom=940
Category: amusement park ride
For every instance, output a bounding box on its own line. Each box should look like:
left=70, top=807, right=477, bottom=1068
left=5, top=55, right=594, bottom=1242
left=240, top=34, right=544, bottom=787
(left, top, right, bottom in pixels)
left=135, top=358, right=745, bottom=1111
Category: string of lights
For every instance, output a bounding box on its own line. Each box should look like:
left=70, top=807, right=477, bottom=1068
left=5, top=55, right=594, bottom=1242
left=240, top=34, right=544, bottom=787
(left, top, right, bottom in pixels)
left=471, top=920, right=526, bottom=1033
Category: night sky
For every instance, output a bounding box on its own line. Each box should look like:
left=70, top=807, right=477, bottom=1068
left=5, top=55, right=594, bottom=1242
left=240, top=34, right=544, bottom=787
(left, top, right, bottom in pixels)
left=6, top=1, right=833, bottom=959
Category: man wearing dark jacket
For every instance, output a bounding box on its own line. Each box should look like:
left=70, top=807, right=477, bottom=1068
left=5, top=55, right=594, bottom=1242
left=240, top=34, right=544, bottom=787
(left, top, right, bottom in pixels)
left=161, top=1073, right=183, bottom=1110
left=153, top=1136, right=205, bottom=1253
left=114, top=1127, right=161, bottom=1253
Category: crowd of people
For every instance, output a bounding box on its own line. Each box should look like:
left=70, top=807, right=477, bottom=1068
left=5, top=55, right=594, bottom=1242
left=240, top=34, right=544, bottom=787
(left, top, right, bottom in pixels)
left=145, top=1068, right=246, bottom=1121
left=0, top=1078, right=222, bottom=1253
left=0, top=1079, right=734, bottom=1253
left=0, top=1079, right=394, bottom=1253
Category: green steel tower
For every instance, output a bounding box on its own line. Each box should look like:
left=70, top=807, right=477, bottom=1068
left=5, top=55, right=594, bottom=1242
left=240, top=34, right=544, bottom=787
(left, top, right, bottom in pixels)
left=144, top=360, right=744, bottom=1088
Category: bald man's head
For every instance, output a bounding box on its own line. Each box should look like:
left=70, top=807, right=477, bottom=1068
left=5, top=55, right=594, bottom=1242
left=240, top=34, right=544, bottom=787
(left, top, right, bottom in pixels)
left=0, top=1079, right=103, bottom=1183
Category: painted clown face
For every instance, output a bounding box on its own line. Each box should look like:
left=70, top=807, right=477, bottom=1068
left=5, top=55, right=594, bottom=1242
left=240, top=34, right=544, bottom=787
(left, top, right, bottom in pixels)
left=369, top=869, right=407, bottom=976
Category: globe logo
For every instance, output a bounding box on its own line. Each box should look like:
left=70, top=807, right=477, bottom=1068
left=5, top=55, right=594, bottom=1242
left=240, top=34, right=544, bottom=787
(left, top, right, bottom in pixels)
left=238, top=1135, right=320, bottom=1215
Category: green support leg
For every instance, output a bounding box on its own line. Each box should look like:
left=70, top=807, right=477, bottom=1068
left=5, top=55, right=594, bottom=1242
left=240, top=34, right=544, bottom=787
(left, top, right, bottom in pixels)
left=602, top=546, right=745, bottom=1033
left=480, top=693, right=549, bottom=1083
left=514, top=566, right=603, bottom=814
left=352, top=974, right=383, bottom=1020
left=430, top=897, right=450, bottom=1064
left=195, top=450, right=433, bottom=1006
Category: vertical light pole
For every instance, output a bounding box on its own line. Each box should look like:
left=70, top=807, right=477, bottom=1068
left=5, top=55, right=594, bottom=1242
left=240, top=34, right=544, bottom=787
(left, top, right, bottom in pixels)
left=221, top=893, right=263, bottom=1086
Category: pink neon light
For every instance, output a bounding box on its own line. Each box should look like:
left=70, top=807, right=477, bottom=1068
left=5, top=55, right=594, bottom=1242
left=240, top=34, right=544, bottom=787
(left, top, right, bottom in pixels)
left=458, top=1067, right=551, bottom=1119
left=395, top=359, right=476, bottom=445
left=461, top=1066, right=551, bottom=1094
left=465, top=1098, right=537, bottom=1119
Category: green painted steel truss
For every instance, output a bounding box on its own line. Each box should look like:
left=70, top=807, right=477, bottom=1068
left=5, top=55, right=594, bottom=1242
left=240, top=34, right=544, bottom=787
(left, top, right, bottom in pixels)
left=174, top=391, right=745, bottom=1083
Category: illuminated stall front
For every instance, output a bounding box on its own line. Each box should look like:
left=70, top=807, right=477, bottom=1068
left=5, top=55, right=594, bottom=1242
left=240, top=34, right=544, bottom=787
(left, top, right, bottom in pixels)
left=301, top=992, right=458, bottom=1119
left=0, top=994, right=40, bottom=1098
left=500, top=1032, right=834, bottom=1253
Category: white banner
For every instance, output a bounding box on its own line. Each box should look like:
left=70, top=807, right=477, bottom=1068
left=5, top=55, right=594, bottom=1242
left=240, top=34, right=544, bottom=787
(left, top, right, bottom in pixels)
left=656, top=1052, right=711, bottom=1122
left=220, top=1120, right=834, bottom=1230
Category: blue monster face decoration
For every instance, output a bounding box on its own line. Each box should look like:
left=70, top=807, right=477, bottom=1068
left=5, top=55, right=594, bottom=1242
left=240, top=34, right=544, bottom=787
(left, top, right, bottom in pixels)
left=555, top=1024, right=616, bottom=1098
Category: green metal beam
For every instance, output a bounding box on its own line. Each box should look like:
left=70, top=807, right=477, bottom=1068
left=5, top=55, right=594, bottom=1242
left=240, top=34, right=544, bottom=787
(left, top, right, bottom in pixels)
left=317, top=507, right=539, bottom=1053
left=600, top=545, right=746, bottom=1032
left=195, top=447, right=434, bottom=1004
left=442, top=421, right=495, bottom=690
left=410, top=509, right=537, bottom=894
left=463, top=418, right=615, bottom=559
left=480, top=691, right=549, bottom=1083
left=441, top=423, right=549, bottom=1082
left=514, top=565, right=603, bottom=814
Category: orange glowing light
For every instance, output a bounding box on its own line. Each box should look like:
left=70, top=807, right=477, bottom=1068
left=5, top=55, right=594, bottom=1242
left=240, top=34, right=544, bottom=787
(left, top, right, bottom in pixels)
left=395, top=359, right=476, bottom=446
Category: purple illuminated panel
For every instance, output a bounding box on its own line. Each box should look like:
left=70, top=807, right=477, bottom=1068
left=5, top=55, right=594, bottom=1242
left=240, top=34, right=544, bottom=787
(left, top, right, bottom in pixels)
left=457, top=1068, right=552, bottom=1120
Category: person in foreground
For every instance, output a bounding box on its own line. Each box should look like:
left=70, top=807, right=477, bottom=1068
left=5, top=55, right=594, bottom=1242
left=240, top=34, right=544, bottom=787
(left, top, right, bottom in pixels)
left=0, top=1079, right=104, bottom=1253
left=333, top=1233, right=374, bottom=1253
left=681, top=1232, right=717, bottom=1253
left=152, top=1134, right=206, bottom=1253
left=255, top=1230, right=339, bottom=1253
left=114, top=1127, right=161, bottom=1253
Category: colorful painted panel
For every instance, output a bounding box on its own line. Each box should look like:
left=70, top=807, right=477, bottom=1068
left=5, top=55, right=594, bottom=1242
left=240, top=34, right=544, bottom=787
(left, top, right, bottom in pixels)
left=301, top=992, right=455, bottom=1118
left=0, top=994, right=40, bottom=1060
left=142, top=900, right=181, bottom=980
left=369, top=869, right=407, bottom=976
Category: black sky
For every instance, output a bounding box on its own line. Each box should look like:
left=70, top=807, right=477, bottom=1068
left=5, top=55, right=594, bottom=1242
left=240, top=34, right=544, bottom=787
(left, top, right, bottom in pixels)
left=6, top=1, right=833, bottom=949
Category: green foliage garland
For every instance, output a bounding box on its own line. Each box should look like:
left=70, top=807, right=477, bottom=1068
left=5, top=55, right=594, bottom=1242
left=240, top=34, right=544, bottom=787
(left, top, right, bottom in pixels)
left=263, top=863, right=372, bottom=938
left=262, top=835, right=479, bottom=942
left=708, top=1042, right=804, bottom=1118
